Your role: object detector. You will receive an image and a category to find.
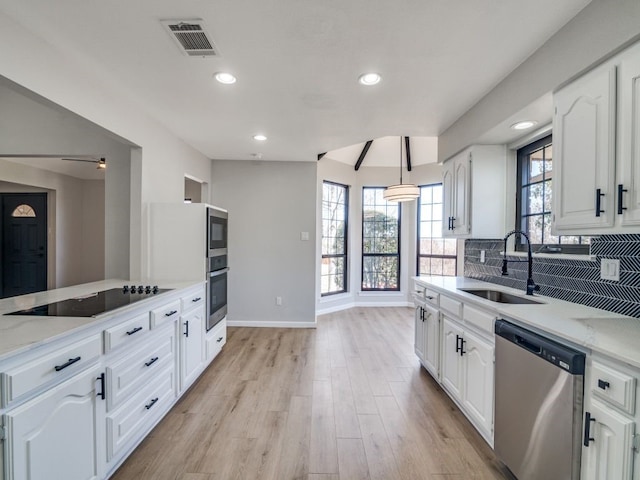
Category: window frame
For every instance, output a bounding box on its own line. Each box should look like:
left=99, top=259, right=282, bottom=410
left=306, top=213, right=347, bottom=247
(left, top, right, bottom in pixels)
left=416, top=183, right=457, bottom=276
left=361, top=186, right=401, bottom=292
left=515, top=134, right=590, bottom=254
left=321, top=180, right=349, bottom=296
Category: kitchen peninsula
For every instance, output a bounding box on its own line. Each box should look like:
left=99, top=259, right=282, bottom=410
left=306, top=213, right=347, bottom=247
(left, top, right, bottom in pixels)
left=0, top=279, right=226, bottom=480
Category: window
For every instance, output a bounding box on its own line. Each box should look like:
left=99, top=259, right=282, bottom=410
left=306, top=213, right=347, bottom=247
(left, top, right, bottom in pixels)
left=516, top=135, right=590, bottom=253
left=417, top=184, right=457, bottom=276
left=362, top=187, right=400, bottom=290
left=11, top=204, right=36, bottom=217
left=321, top=181, right=348, bottom=295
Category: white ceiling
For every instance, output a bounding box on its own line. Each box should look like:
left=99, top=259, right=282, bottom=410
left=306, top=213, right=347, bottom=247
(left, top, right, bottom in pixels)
left=0, top=0, right=592, bottom=164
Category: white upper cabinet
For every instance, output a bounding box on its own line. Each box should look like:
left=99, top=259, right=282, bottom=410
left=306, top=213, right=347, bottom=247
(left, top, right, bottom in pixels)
left=553, top=41, right=640, bottom=233
left=618, top=45, right=640, bottom=226
left=442, top=145, right=506, bottom=238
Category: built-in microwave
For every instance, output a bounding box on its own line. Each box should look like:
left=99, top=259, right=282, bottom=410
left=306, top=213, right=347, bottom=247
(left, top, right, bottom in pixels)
left=207, top=207, right=228, bottom=257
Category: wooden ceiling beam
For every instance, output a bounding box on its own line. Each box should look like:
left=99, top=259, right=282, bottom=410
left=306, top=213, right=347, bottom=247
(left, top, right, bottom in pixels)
left=317, top=152, right=326, bottom=161
left=354, top=140, right=373, bottom=171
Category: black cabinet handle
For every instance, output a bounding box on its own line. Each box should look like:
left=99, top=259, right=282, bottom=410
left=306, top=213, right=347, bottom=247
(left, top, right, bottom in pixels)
left=145, top=356, right=159, bottom=367
left=165, top=310, right=178, bottom=317
left=596, top=189, right=605, bottom=217
left=597, top=379, right=610, bottom=390
left=455, top=335, right=461, bottom=353
left=184, top=320, right=189, bottom=337
left=126, top=326, right=143, bottom=336
left=54, top=356, right=81, bottom=372
left=97, top=372, right=106, bottom=400
left=217, top=337, right=224, bottom=343
left=618, top=184, right=628, bottom=215
left=145, top=397, right=159, bottom=410
left=460, top=339, right=466, bottom=356
left=192, top=297, right=201, bottom=302
left=583, top=411, right=596, bottom=446
left=450, top=217, right=456, bottom=230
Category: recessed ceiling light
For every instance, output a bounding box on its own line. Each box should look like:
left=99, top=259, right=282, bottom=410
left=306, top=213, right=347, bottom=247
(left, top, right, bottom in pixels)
left=358, top=73, right=381, bottom=86
left=215, top=72, right=236, bottom=84
left=253, top=134, right=267, bottom=141
left=511, top=120, right=538, bottom=130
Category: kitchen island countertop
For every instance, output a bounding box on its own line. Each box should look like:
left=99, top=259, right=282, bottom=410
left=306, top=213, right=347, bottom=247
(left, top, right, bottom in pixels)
left=0, top=279, right=202, bottom=361
left=414, top=276, right=640, bottom=369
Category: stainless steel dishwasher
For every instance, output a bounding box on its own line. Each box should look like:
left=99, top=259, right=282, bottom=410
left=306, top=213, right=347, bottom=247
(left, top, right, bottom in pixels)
left=494, top=319, right=585, bottom=480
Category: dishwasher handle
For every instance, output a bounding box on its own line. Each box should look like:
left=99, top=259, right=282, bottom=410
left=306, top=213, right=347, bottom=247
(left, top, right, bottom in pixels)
left=515, top=335, right=542, bottom=355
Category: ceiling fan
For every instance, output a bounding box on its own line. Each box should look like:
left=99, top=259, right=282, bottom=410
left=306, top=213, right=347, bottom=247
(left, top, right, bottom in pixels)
left=61, top=156, right=106, bottom=169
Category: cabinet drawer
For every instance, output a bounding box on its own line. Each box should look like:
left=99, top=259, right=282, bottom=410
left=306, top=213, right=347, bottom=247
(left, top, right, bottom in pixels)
left=106, top=365, right=176, bottom=461
left=2, top=334, right=102, bottom=404
left=181, top=287, right=205, bottom=312
left=424, top=289, right=439, bottom=307
left=150, top=300, right=181, bottom=328
left=463, top=305, right=495, bottom=335
left=590, top=361, right=636, bottom=415
left=104, top=313, right=150, bottom=353
left=205, top=319, right=226, bottom=362
left=106, top=324, right=176, bottom=411
left=440, top=295, right=462, bottom=318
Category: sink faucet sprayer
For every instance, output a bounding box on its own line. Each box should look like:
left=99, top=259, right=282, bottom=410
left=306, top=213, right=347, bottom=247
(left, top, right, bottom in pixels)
left=502, top=230, right=540, bottom=296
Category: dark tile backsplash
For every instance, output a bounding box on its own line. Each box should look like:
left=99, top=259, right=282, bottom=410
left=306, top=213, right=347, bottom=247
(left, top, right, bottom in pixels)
left=464, top=235, right=640, bottom=318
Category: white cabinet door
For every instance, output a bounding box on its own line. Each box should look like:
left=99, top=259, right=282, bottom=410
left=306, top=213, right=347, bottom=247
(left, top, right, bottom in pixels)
left=6, top=365, right=104, bottom=480
left=441, top=316, right=464, bottom=402
left=618, top=48, right=640, bottom=225
left=452, top=154, right=470, bottom=235
left=462, top=329, right=494, bottom=438
left=582, top=400, right=635, bottom=480
left=553, top=64, right=617, bottom=232
left=442, top=160, right=455, bottom=237
left=180, top=307, right=204, bottom=391
left=414, top=306, right=426, bottom=364
left=423, top=304, right=440, bottom=379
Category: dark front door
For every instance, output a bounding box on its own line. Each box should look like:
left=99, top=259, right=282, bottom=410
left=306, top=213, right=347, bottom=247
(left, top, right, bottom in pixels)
left=1, top=193, right=47, bottom=298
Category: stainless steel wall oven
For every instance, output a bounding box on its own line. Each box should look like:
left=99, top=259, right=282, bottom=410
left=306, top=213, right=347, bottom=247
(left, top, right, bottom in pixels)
left=207, top=207, right=228, bottom=331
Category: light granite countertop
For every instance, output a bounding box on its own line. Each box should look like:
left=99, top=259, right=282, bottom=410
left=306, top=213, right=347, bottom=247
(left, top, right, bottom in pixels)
left=413, top=276, right=640, bottom=370
left=0, top=279, right=202, bottom=361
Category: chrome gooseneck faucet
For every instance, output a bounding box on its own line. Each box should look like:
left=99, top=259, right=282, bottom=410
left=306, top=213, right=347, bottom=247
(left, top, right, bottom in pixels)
left=502, top=230, right=540, bottom=296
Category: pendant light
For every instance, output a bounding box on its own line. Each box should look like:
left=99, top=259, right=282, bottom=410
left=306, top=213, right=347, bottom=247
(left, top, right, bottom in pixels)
left=383, top=137, right=420, bottom=202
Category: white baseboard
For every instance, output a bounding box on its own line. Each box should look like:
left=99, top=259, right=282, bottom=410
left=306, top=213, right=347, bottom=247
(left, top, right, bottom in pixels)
left=226, top=320, right=317, bottom=328
left=316, top=301, right=413, bottom=316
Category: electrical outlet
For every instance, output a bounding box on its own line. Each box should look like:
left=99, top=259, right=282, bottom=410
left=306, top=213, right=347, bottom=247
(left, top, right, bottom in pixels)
left=276, top=296, right=282, bottom=306
left=480, top=250, right=486, bottom=263
left=600, top=259, right=620, bottom=281
left=300, top=231, right=309, bottom=241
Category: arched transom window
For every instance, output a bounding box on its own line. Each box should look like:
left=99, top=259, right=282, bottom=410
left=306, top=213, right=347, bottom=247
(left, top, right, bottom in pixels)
left=11, top=204, right=36, bottom=218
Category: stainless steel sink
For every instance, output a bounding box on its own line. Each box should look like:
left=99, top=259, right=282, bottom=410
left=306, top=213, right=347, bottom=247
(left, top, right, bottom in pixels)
left=459, top=288, right=544, bottom=305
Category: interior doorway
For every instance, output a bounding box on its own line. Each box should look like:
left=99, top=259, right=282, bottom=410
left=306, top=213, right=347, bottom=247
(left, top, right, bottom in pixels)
left=0, top=193, right=47, bottom=298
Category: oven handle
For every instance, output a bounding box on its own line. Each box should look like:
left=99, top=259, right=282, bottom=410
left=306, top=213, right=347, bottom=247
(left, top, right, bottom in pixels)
left=209, top=267, right=230, bottom=278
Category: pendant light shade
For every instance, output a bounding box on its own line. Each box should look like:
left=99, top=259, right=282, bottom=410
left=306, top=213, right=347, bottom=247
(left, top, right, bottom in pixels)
left=383, top=137, right=420, bottom=202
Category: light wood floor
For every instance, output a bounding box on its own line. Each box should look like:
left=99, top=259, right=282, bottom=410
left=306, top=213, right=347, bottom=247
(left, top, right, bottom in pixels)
left=111, top=307, right=510, bottom=480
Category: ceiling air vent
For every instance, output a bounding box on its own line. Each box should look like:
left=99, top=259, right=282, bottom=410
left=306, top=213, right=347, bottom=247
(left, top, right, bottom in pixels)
left=161, top=19, right=218, bottom=57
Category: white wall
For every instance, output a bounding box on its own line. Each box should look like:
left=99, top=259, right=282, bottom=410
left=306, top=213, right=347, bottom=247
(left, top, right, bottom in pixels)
left=0, top=171, right=105, bottom=288
left=0, top=11, right=212, bottom=281
left=211, top=160, right=317, bottom=327
left=439, top=0, right=640, bottom=161
left=316, top=159, right=442, bottom=314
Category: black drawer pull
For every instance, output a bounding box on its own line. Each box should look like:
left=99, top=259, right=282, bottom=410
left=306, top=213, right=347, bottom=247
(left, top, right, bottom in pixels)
left=217, top=337, right=224, bottom=343
left=184, top=320, right=189, bottom=337
left=455, top=335, right=461, bottom=354
left=54, top=356, right=81, bottom=372
left=145, top=397, right=159, bottom=410
left=450, top=217, right=456, bottom=230
left=597, top=379, right=610, bottom=390
left=145, top=356, right=159, bottom=367
left=126, top=326, right=143, bottom=336
left=165, top=310, right=178, bottom=317
left=618, top=184, right=628, bottom=215
left=192, top=297, right=201, bottom=302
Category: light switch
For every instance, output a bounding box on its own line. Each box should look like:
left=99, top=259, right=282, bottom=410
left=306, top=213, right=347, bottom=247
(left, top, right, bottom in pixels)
left=300, top=231, right=309, bottom=241
left=600, top=258, right=620, bottom=281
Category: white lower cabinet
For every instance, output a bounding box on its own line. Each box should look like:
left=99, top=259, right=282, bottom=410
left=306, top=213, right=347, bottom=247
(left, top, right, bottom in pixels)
left=461, top=329, right=494, bottom=437
left=180, top=306, right=205, bottom=391
left=414, top=304, right=426, bottom=365
left=5, top=364, right=105, bottom=480
left=414, top=303, right=440, bottom=380
left=441, top=316, right=465, bottom=401
left=582, top=399, right=635, bottom=480
left=205, top=319, right=227, bottom=362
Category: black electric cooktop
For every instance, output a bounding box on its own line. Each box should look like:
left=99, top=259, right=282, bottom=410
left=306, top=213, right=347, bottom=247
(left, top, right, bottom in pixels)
left=7, top=285, right=172, bottom=317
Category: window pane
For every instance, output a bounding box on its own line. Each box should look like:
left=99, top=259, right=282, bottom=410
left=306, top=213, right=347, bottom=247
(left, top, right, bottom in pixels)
left=524, top=183, right=545, bottom=215
left=443, top=239, right=457, bottom=256
left=529, top=148, right=544, bottom=182
left=321, top=182, right=348, bottom=295
left=543, top=180, right=553, bottom=213
left=543, top=213, right=559, bottom=244
left=362, top=256, right=398, bottom=289
left=527, top=216, right=543, bottom=244
left=417, top=184, right=457, bottom=277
